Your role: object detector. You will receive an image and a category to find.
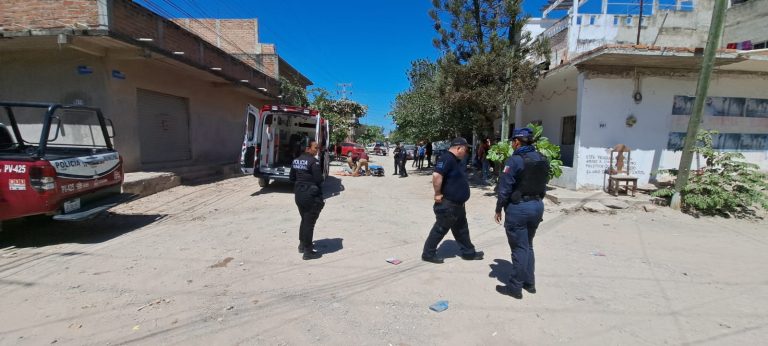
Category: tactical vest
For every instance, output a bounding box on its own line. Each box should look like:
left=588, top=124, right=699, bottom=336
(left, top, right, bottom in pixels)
left=512, top=152, right=550, bottom=197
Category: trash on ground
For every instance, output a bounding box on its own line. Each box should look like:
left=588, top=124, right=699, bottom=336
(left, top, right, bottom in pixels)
left=590, top=251, right=606, bottom=257
left=429, top=300, right=449, bottom=312
left=210, top=257, right=234, bottom=268
left=385, top=257, right=402, bottom=265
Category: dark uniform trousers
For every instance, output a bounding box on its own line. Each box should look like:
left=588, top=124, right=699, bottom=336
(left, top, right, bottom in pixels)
left=422, top=199, right=476, bottom=257
left=393, top=156, right=400, bottom=175
left=504, top=199, right=544, bottom=291
left=399, top=156, right=408, bottom=177
left=294, top=182, right=325, bottom=249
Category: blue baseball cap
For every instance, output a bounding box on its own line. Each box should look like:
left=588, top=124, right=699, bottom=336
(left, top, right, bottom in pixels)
left=511, top=128, right=534, bottom=140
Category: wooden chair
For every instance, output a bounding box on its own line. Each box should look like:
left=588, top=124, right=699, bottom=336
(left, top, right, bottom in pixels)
left=607, top=144, right=638, bottom=197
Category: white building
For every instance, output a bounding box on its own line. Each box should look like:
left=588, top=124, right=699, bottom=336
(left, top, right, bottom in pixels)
left=507, top=0, right=768, bottom=189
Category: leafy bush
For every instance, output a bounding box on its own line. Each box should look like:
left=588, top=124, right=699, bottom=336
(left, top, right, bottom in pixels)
left=653, top=130, right=768, bottom=217
left=487, top=123, right=563, bottom=179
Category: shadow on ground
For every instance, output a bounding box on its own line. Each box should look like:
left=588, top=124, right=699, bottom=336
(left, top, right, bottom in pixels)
left=0, top=213, right=166, bottom=249
left=250, top=177, right=345, bottom=199
left=488, top=259, right=513, bottom=285
left=435, top=240, right=460, bottom=259
left=314, top=237, right=343, bottom=254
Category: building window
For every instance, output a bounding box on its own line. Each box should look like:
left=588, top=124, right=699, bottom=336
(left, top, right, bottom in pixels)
left=561, top=116, right=576, bottom=145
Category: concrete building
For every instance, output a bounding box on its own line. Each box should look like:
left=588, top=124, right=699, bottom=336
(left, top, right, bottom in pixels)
left=0, top=0, right=309, bottom=173
left=503, top=0, right=768, bottom=189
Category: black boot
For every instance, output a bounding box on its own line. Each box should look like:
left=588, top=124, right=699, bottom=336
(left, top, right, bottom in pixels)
left=302, top=249, right=322, bottom=260
left=298, top=244, right=305, bottom=253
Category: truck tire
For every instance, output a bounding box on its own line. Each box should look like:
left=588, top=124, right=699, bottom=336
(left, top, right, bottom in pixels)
left=258, top=178, right=270, bottom=188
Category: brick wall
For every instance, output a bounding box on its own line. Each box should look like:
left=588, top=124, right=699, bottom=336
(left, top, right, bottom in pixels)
left=0, top=0, right=100, bottom=30
left=172, top=18, right=258, bottom=55
left=111, top=0, right=158, bottom=40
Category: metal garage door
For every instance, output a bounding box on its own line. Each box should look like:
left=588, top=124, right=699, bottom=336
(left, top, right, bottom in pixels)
left=137, top=89, right=191, bottom=165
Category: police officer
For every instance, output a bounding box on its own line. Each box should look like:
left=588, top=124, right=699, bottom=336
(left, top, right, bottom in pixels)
left=494, top=128, right=550, bottom=299
left=398, top=143, right=408, bottom=178
left=392, top=142, right=401, bottom=175
left=421, top=137, right=484, bottom=264
left=289, top=139, right=324, bottom=260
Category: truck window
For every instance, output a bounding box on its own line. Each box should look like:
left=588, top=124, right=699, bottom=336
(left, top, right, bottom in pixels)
left=47, top=109, right=108, bottom=148
left=0, top=109, right=17, bottom=149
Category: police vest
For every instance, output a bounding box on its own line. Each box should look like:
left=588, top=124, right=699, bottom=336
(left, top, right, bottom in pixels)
left=512, top=152, right=550, bottom=197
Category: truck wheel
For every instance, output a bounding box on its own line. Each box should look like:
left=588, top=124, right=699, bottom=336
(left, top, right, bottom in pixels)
left=258, top=178, right=270, bottom=188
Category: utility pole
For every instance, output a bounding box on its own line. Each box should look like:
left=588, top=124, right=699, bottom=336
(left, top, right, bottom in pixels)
left=671, top=0, right=728, bottom=210
left=636, top=0, right=645, bottom=45
left=337, top=83, right=352, bottom=100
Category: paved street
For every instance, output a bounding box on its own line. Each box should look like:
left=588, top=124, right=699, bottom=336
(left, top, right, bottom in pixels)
left=1, top=157, right=767, bottom=345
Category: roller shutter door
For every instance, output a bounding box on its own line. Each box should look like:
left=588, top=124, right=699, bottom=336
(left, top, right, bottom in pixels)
left=137, top=89, right=191, bottom=164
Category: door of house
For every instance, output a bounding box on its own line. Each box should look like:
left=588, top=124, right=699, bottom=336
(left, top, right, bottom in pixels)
left=137, top=89, right=191, bottom=165
left=561, top=115, right=576, bottom=167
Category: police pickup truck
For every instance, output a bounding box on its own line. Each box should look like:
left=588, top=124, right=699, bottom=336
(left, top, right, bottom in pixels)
left=0, top=102, right=127, bottom=230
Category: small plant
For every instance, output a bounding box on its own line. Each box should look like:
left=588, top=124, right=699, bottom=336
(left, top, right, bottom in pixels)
left=487, top=123, right=563, bottom=179
left=653, top=130, right=768, bottom=218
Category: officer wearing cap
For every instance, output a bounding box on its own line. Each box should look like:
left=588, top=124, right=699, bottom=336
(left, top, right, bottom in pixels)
left=421, top=137, right=484, bottom=264
left=289, top=139, right=324, bottom=260
left=494, top=127, right=550, bottom=299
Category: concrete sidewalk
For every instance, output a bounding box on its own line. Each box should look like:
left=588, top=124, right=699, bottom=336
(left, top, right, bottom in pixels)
left=122, top=162, right=240, bottom=198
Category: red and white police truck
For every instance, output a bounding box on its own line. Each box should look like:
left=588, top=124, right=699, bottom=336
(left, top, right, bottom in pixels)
left=0, top=102, right=125, bottom=230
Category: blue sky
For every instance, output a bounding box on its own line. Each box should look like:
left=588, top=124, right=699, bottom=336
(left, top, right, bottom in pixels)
left=136, top=0, right=634, bottom=132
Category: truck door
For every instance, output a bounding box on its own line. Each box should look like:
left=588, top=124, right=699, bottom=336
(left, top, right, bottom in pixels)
left=240, top=104, right=260, bottom=174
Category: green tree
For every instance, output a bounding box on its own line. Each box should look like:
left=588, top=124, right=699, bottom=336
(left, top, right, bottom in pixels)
left=357, top=125, right=385, bottom=145
left=429, top=0, right=549, bottom=139
left=391, top=60, right=454, bottom=142
left=308, top=88, right=368, bottom=144
left=279, top=77, right=309, bottom=107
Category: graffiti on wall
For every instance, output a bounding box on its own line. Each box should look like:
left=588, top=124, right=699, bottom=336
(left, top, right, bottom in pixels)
left=583, top=153, right=646, bottom=176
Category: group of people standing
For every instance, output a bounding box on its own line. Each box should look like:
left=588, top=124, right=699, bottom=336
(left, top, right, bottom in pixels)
left=288, top=128, right=550, bottom=300
left=392, top=141, right=432, bottom=177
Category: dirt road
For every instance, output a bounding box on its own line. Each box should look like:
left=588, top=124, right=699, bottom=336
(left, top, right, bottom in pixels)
left=1, top=157, right=766, bottom=345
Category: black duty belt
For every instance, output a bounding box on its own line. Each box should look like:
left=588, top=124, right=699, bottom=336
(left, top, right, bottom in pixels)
left=443, top=199, right=465, bottom=207
left=521, top=195, right=543, bottom=202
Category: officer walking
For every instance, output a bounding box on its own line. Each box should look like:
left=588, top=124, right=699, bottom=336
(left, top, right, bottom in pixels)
left=421, top=137, right=484, bottom=263
left=289, top=139, right=324, bottom=260
left=494, top=128, right=550, bottom=299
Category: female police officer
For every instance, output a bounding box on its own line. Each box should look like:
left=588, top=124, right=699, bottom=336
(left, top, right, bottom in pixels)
left=494, top=128, right=550, bottom=299
left=289, top=139, right=324, bottom=260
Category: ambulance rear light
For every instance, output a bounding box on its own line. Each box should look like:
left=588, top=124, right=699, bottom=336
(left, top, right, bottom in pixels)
left=29, top=165, right=57, bottom=191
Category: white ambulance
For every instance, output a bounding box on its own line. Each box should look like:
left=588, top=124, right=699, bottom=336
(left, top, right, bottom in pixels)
left=240, top=104, right=330, bottom=187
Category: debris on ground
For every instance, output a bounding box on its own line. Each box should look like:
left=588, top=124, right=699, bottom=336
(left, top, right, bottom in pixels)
left=210, top=257, right=234, bottom=268
left=429, top=300, right=449, bottom=312
left=385, top=257, right=402, bottom=265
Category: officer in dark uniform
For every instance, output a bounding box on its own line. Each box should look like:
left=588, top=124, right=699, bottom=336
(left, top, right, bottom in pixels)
left=289, top=139, right=324, bottom=260
left=398, top=143, right=408, bottom=177
left=421, top=137, right=484, bottom=263
left=392, top=142, right=401, bottom=175
left=494, top=128, right=550, bottom=299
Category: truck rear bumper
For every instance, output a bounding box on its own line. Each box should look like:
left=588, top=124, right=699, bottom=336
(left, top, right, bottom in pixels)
left=53, top=193, right=136, bottom=221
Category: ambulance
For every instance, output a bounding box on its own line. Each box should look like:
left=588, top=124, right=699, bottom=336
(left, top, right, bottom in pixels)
left=240, top=104, right=330, bottom=187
